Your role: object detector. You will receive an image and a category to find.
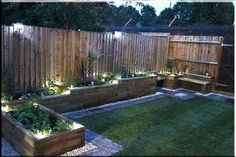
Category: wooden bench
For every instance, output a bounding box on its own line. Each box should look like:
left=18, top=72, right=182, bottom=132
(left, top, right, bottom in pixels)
left=178, top=73, right=212, bottom=93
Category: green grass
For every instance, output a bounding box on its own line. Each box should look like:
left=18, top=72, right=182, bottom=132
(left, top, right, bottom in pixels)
left=78, top=96, right=234, bottom=156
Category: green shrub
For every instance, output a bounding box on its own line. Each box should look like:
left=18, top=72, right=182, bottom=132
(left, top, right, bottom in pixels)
left=6, top=101, right=72, bottom=136
left=55, top=119, right=72, bottom=132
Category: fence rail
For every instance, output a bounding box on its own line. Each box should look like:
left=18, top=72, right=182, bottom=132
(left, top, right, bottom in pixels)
left=1, top=25, right=224, bottom=92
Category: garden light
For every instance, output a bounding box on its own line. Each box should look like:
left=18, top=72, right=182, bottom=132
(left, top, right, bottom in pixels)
left=147, top=73, right=156, bottom=76
left=1, top=105, right=10, bottom=112
left=114, top=31, right=122, bottom=38
left=136, top=71, right=143, bottom=75
left=73, top=122, right=82, bottom=129
left=112, top=80, right=119, bottom=84
left=35, top=132, right=46, bottom=139
left=54, top=80, right=62, bottom=86
left=1, top=99, right=7, bottom=103
left=62, top=90, right=70, bottom=94
left=14, top=23, right=24, bottom=32
left=102, top=73, right=107, bottom=78
left=33, top=103, right=39, bottom=106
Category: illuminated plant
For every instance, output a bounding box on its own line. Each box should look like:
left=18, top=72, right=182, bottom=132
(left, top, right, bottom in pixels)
left=75, top=46, right=103, bottom=80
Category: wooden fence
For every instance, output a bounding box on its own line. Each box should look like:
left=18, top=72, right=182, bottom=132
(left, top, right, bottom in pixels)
left=141, top=32, right=224, bottom=84
left=1, top=25, right=224, bottom=92
left=1, top=25, right=169, bottom=91
left=169, top=35, right=223, bottom=83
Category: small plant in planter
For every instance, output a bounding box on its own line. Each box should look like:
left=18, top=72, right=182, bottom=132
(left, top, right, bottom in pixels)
left=5, top=100, right=73, bottom=137
left=6, top=87, right=64, bottom=101
left=1, top=77, right=69, bottom=103
left=100, top=71, right=156, bottom=80
left=62, top=78, right=107, bottom=88
left=1, top=93, right=13, bottom=103
left=76, top=46, right=103, bottom=80
left=1, top=67, right=14, bottom=102
left=68, top=45, right=106, bottom=88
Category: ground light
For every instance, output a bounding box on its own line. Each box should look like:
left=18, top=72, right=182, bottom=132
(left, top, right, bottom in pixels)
left=1, top=105, right=10, bottom=112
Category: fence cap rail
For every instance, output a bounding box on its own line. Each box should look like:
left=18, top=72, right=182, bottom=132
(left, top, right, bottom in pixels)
left=170, top=39, right=221, bottom=45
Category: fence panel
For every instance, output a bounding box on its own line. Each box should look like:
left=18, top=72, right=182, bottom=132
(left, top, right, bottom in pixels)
left=168, top=35, right=223, bottom=83
left=2, top=25, right=224, bottom=92
left=1, top=25, right=169, bottom=92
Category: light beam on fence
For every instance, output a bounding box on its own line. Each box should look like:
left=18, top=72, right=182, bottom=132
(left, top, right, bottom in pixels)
left=13, top=23, right=24, bottom=34
left=114, top=31, right=122, bottom=38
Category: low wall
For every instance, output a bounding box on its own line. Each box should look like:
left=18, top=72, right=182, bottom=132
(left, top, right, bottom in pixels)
left=39, top=76, right=157, bottom=113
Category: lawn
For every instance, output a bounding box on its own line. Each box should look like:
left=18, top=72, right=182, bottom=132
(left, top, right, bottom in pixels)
left=78, top=96, right=234, bottom=156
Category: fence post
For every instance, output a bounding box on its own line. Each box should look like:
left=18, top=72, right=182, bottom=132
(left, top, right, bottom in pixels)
left=163, top=33, right=171, bottom=71
left=215, top=36, right=224, bottom=90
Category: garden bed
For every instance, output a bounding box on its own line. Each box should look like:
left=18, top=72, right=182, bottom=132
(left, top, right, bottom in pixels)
left=1, top=102, right=85, bottom=156
left=2, top=72, right=157, bottom=113
left=39, top=75, right=157, bottom=113
left=1, top=83, right=70, bottom=104
left=157, top=73, right=183, bottom=89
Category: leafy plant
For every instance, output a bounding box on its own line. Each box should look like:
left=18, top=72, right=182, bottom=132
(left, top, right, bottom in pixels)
left=1, top=92, right=13, bottom=102
left=76, top=46, right=103, bottom=80
left=1, top=66, right=14, bottom=102
left=8, top=102, right=51, bottom=133
left=6, top=101, right=72, bottom=137
left=41, top=87, right=57, bottom=96
left=62, top=80, right=77, bottom=88
left=18, top=87, right=62, bottom=100
left=46, top=77, right=56, bottom=88
left=166, top=58, right=175, bottom=73
left=179, top=63, right=188, bottom=73
left=54, top=120, right=72, bottom=132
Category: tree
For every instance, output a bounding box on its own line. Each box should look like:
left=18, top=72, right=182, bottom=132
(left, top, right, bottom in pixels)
left=155, top=8, right=175, bottom=25
left=2, top=2, right=234, bottom=31
left=192, top=2, right=234, bottom=25
left=172, top=2, right=194, bottom=25
left=1, top=2, right=112, bottom=31
left=140, top=5, right=157, bottom=26
left=111, top=5, right=141, bottom=26
left=157, top=2, right=234, bottom=25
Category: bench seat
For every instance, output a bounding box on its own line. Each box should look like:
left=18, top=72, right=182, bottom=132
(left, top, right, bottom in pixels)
left=178, top=77, right=211, bottom=93
left=178, top=77, right=209, bottom=85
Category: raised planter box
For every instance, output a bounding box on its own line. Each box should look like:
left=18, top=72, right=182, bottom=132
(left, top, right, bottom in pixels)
left=2, top=103, right=85, bottom=156
left=40, top=76, right=157, bottom=113
left=157, top=73, right=183, bottom=89
left=3, top=76, right=157, bottom=113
